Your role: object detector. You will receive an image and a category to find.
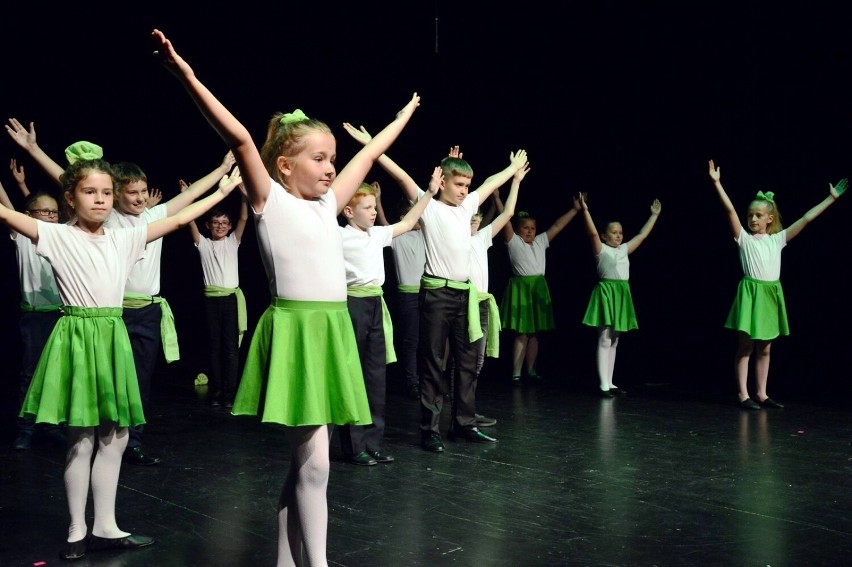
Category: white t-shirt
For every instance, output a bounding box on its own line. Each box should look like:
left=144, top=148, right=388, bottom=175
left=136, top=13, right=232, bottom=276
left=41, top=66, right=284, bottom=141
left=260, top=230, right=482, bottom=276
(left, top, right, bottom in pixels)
left=506, top=232, right=549, bottom=276
left=196, top=232, right=240, bottom=288
left=340, top=224, right=393, bottom=287
left=735, top=227, right=786, bottom=280
left=12, top=232, right=61, bottom=307
left=594, top=243, right=630, bottom=280
left=390, top=229, right=426, bottom=287
left=418, top=190, right=480, bottom=281
left=253, top=179, right=346, bottom=301
left=105, top=205, right=168, bottom=295
left=35, top=222, right=147, bottom=307
left=469, top=225, right=493, bottom=292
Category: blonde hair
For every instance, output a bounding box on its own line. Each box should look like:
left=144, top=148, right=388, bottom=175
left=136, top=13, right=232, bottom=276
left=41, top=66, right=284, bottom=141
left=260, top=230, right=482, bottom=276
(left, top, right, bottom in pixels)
left=748, top=194, right=784, bottom=234
left=260, top=112, right=333, bottom=186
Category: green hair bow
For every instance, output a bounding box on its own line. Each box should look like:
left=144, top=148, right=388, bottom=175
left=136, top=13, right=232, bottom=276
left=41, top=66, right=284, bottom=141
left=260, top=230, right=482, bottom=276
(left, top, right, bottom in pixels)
left=755, top=190, right=775, bottom=203
left=280, top=109, right=309, bottom=125
left=65, top=141, right=104, bottom=165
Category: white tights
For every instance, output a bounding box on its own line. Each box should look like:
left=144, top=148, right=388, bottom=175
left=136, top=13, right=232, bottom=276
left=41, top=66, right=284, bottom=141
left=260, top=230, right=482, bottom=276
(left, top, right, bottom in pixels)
left=596, top=327, right=621, bottom=391
left=277, top=424, right=333, bottom=567
left=64, top=424, right=129, bottom=543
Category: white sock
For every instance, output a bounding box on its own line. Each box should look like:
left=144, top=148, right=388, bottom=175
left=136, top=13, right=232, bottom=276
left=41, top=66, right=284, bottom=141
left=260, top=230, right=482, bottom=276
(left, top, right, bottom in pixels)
left=64, top=427, right=95, bottom=543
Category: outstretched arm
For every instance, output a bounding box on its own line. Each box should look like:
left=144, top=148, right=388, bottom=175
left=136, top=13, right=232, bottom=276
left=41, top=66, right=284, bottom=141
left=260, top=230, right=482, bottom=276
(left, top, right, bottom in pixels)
left=342, top=122, right=420, bottom=203
left=9, top=159, right=31, bottom=198
left=708, top=159, right=742, bottom=239
left=472, top=149, right=528, bottom=202
left=0, top=189, right=38, bottom=241
left=391, top=166, right=440, bottom=237
left=152, top=29, right=269, bottom=212
left=626, top=199, right=662, bottom=254
left=784, top=178, right=847, bottom=242
left=179, top=179, right=203, bottom=245
left=165, top=151, right=236, bottom=216
left=5, top=119, right=64, bottom=185
left=234, top=190, right=249, bottom=242
left=488, top=163, right=529, bottom=235
left=545, top=193, right=582, bottom=242
left=579, top=193, right=602, bottom=255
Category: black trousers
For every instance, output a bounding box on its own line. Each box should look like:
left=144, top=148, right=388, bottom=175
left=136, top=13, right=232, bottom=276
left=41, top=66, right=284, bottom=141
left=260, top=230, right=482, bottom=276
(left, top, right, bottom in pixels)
left=393, top=292, right=420, bottom=389
left=123, top=302, right=162, bottom=448
left=204, top=294, right=240, bottom=402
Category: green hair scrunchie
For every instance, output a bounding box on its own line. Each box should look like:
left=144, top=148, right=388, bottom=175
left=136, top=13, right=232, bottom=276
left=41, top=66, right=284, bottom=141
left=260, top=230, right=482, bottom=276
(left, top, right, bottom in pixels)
left=65, top=141, right=104, bottom=165
left=755, top=190, right=775, bottom=203
left=280, top=109, right=309, bottom=125
left=517, top=211, right=530, bottom=218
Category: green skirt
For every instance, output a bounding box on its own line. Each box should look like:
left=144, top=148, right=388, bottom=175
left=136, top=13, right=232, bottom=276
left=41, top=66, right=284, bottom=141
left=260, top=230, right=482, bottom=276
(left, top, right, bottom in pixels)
left=19, top=306, right=145, bottom=427
left=500, top=275, right=555, bottom=333
left=232, top=298, right=372, bottom=426
left=581, top=279, right=638, bottom=332
left=724, top=277, right=789, bottom=340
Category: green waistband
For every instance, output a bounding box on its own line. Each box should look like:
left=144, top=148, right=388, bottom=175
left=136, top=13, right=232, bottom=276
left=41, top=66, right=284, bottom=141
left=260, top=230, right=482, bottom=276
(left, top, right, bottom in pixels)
left=62, top=306, right=123, bottom=317
left=271, top=298, right=348, bottom=311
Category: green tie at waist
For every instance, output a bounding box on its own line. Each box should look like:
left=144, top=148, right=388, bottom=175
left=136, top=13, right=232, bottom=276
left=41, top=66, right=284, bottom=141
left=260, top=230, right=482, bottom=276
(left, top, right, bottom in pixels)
left=420, top=275, right=483, bottom=343
left=477, top=291, right=501, bottom=358
left=397, top=284, right=420, bottom=294
left=347, top=285, right=396, bottom=364
left=122, top=293, right=180, bottom=363
left=204, top=285, right=247, bottom=347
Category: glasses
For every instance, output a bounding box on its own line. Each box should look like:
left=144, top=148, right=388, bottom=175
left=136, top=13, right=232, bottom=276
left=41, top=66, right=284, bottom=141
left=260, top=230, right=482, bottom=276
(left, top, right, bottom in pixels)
left=28, top=209, right=60, bottom=217
left=210, top=221, right=231, bottom=226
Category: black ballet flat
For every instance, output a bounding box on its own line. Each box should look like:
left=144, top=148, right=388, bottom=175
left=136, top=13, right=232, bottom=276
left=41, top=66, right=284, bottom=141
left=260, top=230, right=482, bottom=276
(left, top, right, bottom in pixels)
left=60, top=538, right=87, bottom=561
left=87, top=533, right=154, bottom=552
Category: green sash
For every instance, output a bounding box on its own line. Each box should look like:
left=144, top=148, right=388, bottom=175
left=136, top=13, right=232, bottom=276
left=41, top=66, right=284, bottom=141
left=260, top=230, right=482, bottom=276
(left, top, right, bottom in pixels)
left=20, top=301, right=62, bottom=313
left=204, top=285, right=247, bottom=347
left=122, top=293, right=180, bottom=363
left=347, top=285, right=397, bottom=364
left=420, top=275, right=483, bottom=343
left=478, top=291, right=501, bottom=358
left=397, top=284, right=420, bottom=294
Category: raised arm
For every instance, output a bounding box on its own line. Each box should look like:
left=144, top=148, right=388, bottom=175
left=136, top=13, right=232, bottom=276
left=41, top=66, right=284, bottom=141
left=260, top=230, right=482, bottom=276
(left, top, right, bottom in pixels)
left=179, top=179, right=202, bottom=245
left=0, top=188, right=38, bottom=241
left=372, top=181, right=390, bottom=226
left=472, top=149, right=528, bottom=202
left=784, top=178, right=847, bottom=242
left=708, top=159, right=742, bottom=239
left=579, top=193, right=603, bottom=256
left=233, top=191, right=249, bottom=242
left=147, top=167, right=241, bottom=243
left=10, top=159, right=31, bottom=198
left=5, top=119, right=64, bottom=185
left=341, top=122, right=420, bottom=203
left=488, top=164, right=529, bottom=235
left=146, top=187, right=163, bottom=209
left=391, top=166, right=440, bottom=237
left=545, top=193, right=582, bottom=242
left=165, top=151, right=236, bottom=216
left=625, top=199, right=662, bottom=254
left=152, top=29, right=270, bottom=212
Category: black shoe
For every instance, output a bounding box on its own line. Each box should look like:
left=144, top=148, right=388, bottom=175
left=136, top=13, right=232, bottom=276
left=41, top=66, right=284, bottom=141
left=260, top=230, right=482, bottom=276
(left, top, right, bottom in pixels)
left=449, top=426, right=497, bottom=443
left=60, top=538, right=87, bottom=560
left=87, top=533, right=154, bottom=552
left=758, top=397, right=784, bottom=409
left=123, top=447, right=162, bottom=466
left=408, top=384, right=420, bottom=399
left=348, top=451, right=378, bottom=466
left=421, top=432, right=444, bottom=453
left=475, top=413, right=497, bottom=427
left=13, top=431, right=32, bottom=450
left=366, top=450, right=395, bottom=463
left=511, top=375, right=522, bottom=387
left=738, top=398, right=761, bottom=410
left=609, top=387, right=627, bottom=397
left=599, top=389, right=615, bottom=398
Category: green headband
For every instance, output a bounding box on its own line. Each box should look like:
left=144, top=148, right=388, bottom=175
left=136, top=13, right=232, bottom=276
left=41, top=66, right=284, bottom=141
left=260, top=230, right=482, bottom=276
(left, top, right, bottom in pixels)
left=65, top=141, right=104, bottom=165
left=280, top=109, right=309, bottom=125
left=755, top=190, right=775, bottom=204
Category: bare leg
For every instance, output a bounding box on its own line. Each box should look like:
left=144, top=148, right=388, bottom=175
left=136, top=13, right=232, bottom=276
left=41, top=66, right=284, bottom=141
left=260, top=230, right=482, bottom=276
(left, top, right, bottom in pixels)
left=735, top=332, right=754, bottom=401
left=511, top=334, right=528, bottom=377
left=91, top=423, right=129, bottom=539
left=525, top=335, right=539, bottom=376
left=64, top=426, right=95, bottom=543
left=277, top=425, right=331, bottom=567
left=753, top=340, right=772, bottom=401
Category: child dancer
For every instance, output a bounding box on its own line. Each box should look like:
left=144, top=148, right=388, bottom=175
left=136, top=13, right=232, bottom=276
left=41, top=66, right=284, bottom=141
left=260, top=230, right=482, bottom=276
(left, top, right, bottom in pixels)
left=500, top=200, right=582, bottom=385
left=152, top=28, right=419, bottom=566
left=338, top=176, right=436, bottom=466
left=0, top=154, right=240, bottom=561
left=579, top=193, right=661, bottom=397
left=709, top=160, right=846, bottom=409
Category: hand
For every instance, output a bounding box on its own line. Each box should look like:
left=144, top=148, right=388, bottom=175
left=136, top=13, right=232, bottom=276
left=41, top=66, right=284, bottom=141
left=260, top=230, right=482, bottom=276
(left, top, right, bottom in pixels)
left=147, top=187, right=163, bottom=207
left=427, top=166, right=442, bottom=195
left=514, top=163, right=531, bottom=181
left=509, top=149, right=528, bottom=171
left=9, top=159, right=25, bottom=184
left=650, top=198, right=662, bottom=215
left=222, top=151, right=236, bottom=170
left=5, top=119, right=37, bottom=151
left=576, top=192, right=588, bottom=211
left=218, top=166, right=242, bottom=196
left=178, top=179, right=189, bottom=192
left=371, top=181, right=381, bottom=200
left=342, top=122, right=372, bottom=145
left=708, top=160, right=721, bottom=182
left=395, top=92, right=420, bottom=120
left=448, top=145, right=463, bottom=159
left=830, top=178, right=848, bottom=199
left=151, top=29, right=194, bottom=79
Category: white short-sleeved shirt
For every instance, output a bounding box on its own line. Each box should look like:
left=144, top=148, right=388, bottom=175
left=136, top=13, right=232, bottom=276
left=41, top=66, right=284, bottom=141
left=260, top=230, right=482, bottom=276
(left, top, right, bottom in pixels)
left=469, top=225, right=493, bottom=292
left=12, top=233, right=61, bottom=307
left=340, top=224, right=393, bottom=287
left=506, top=232, right=549, bottom=276
left=390, top=229, right=426, bottom=286
left=105, top=205, right=167, bottom=295
left=35, top=222, right=148, bottom=307
left=594, top=243, right=630, bottom=280
left=196, top=232, right=240, bottom=288
left=735, top=227, right=786, bottom=280
left=253, top=179, right=346, bottom=301
left=418, top=190, right=480, bottom=281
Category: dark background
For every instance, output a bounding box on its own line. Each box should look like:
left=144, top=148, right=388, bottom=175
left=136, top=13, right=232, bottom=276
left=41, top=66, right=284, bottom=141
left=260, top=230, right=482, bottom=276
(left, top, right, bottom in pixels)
left=2, top=2, right=851, bottom=411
